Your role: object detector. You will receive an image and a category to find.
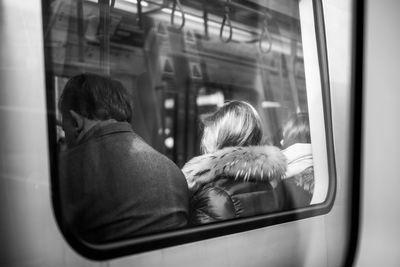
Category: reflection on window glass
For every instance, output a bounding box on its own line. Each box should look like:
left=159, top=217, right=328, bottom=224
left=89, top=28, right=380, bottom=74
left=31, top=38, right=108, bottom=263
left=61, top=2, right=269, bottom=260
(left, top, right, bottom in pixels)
left=43, top=0, right=325, bottom=244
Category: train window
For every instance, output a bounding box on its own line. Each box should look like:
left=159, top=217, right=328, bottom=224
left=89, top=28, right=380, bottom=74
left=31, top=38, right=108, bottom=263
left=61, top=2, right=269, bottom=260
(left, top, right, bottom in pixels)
left=42, top=0, right=335, bottom=259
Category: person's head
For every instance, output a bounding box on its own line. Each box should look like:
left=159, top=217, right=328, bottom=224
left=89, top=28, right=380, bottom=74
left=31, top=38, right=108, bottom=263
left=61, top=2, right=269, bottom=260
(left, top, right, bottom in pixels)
left=281, top=112, right=311, bottom=149
left=200, top=100, right=263, bottom=154
left=58, top=73, right=133, bottom=148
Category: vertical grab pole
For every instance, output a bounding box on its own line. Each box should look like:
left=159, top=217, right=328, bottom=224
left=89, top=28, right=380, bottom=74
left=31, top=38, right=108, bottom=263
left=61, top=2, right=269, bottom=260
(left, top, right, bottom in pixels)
left=77, top=0, right=84, bottom=62
left=137, top=0, right=143, bottom=29
left=203, top=8, right=209, bottom=39
left=98, top=0, right=110, bottom=75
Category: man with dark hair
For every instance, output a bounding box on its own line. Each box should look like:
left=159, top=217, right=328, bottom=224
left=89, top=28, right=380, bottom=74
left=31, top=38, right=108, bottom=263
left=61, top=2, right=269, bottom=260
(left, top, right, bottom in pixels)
left=58, top=73, right=189, bottom=243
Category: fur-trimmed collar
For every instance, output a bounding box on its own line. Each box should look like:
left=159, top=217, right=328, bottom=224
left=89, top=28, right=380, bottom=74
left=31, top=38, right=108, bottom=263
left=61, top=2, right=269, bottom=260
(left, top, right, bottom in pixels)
left=182, top=145, right=287, bottom=192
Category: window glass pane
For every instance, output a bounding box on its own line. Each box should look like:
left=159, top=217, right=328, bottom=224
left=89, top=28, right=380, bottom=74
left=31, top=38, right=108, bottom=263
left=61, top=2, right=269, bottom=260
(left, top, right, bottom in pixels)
left=43, top=0, right=332, bottom=247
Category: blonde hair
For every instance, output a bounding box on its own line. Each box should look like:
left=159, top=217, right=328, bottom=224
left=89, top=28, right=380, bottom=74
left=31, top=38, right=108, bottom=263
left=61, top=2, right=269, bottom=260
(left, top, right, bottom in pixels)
left=201, top=101, right=263, bottom=154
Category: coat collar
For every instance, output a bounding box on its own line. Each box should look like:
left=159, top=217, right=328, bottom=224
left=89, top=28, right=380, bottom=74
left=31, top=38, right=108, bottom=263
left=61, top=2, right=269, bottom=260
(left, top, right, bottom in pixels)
left=77, top=121, right=133, bottom=145
left=182, top=145, right=287, bottom=192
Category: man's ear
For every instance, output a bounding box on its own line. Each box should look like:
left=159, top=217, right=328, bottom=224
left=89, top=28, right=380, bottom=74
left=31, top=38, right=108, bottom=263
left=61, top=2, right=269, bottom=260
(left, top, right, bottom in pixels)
left=69, top=110, right=84, bottom=133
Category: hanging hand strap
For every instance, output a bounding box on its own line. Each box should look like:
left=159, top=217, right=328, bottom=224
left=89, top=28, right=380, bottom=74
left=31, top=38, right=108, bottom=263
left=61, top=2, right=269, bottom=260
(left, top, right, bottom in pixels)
left=220, top=0, right=233, bottom=43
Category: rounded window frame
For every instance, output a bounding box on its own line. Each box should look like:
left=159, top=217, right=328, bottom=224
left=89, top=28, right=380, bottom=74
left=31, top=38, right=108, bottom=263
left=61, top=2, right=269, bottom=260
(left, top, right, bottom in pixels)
left=42, top=0, right=337, bottom=260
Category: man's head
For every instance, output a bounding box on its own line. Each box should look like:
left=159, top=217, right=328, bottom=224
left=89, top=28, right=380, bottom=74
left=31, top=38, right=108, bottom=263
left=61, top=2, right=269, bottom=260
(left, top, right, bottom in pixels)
left=59, top=73, right=133, bottom=148
left=281, top=112, right=310, bottom=149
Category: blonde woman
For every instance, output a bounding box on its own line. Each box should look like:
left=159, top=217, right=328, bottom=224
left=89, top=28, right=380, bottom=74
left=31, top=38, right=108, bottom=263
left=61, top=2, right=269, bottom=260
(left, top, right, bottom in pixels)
left=182, top=101, right=287, bottom=225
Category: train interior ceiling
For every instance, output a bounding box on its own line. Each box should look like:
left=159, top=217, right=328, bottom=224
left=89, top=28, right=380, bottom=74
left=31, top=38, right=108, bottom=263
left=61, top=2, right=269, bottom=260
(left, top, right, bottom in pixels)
left=45, top=0, right=307, bottom=166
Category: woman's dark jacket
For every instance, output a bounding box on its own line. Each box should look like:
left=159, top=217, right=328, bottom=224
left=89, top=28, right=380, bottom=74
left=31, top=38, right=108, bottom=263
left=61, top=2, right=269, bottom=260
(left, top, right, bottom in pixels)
left=182, top=146, right=287, bottom=225
left=59, top=122, right=189, bottom=243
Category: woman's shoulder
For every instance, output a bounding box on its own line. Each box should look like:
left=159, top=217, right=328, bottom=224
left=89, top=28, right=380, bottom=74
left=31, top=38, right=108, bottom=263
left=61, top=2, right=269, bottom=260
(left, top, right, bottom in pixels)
left=182, top=145, right=287, bottom=193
